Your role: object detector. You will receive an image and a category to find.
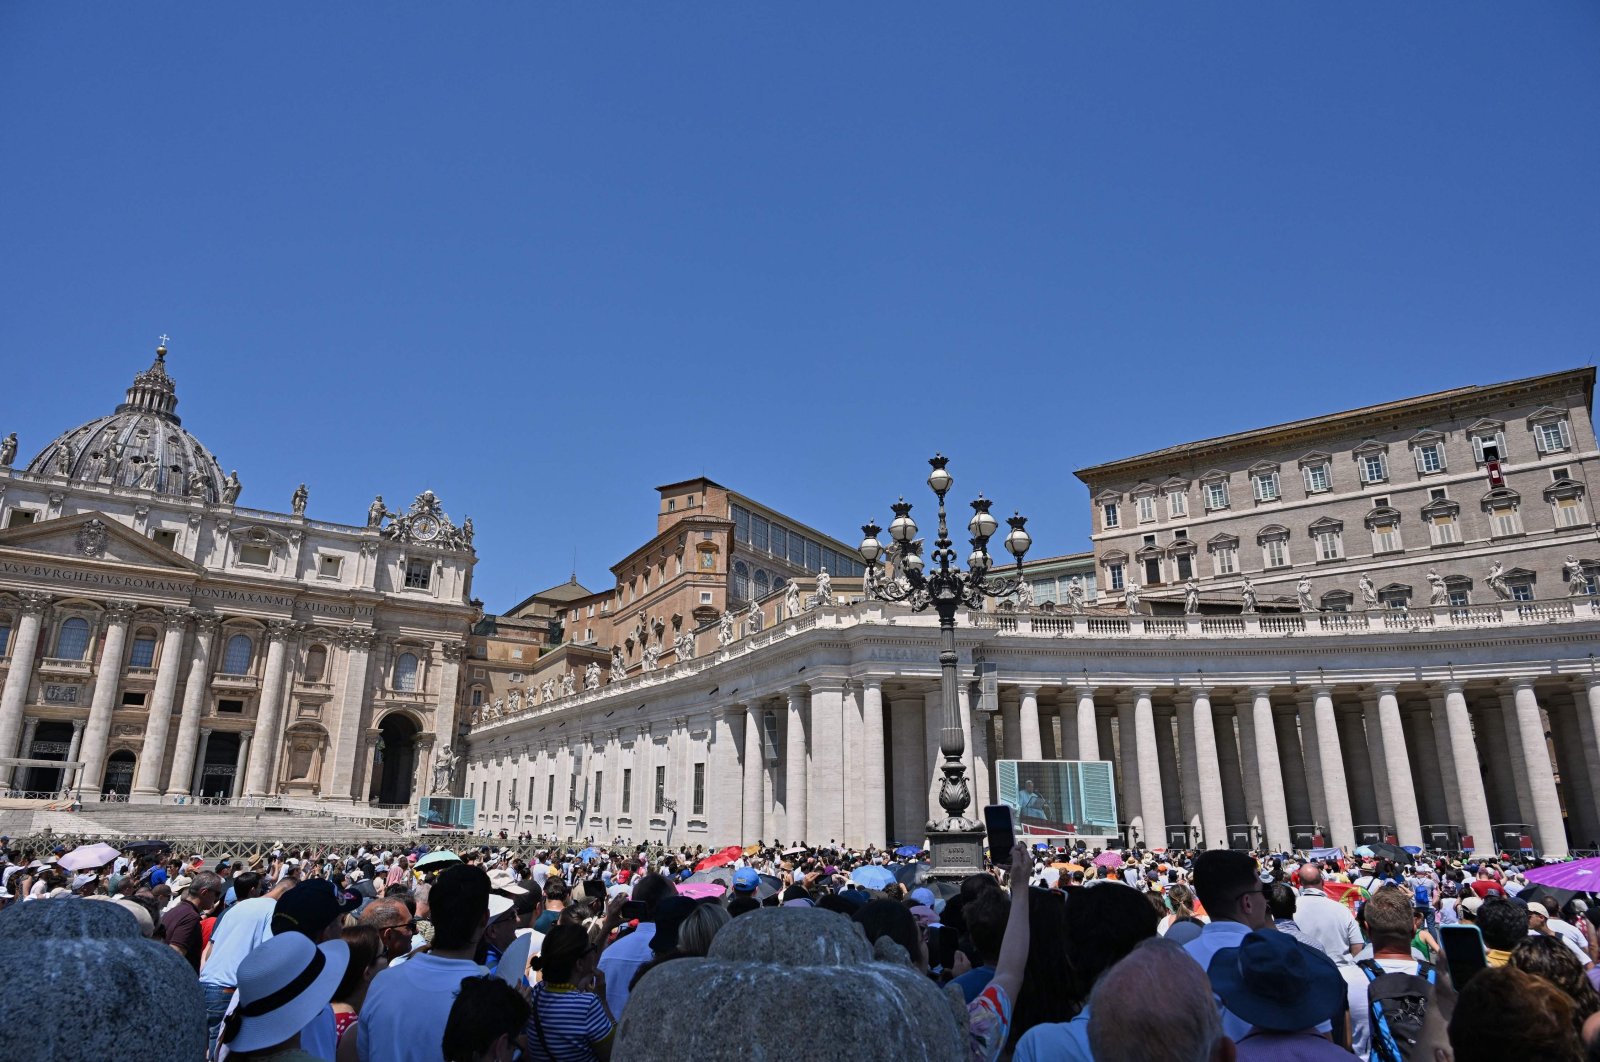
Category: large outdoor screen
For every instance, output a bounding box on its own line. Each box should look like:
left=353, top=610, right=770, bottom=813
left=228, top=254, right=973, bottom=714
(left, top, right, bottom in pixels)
left=417, top=795, right=477, bottom=831
left=996, top=760, right=1119, bottom=837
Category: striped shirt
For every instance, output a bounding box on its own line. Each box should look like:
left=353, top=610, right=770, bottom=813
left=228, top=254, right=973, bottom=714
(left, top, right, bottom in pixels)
left=524, top=984, right=613, bottom=1062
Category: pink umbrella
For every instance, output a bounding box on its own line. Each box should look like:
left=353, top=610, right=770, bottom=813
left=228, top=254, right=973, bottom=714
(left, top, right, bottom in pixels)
left=1524, top=857, right=1600, bottom=892
left=1092, top=850, right=1124, bottom=869
left=676, top=882, right=726, bottom=900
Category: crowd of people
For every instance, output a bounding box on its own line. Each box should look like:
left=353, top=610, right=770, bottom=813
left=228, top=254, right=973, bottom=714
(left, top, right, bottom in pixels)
left=3, top=829, right=1599, bottom=1061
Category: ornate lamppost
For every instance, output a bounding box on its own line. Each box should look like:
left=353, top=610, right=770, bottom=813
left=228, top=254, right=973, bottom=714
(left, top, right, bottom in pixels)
left=858, top=454, right=1032, bottom=877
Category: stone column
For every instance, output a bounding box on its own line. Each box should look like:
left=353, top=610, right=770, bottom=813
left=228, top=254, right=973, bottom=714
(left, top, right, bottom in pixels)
left=1337, top=707, right=1378, bottom=826
left=189, top=728, right=212, bottom=795
left=1427, top=692, right=1465, bottom=829
left=1405, top=706, right=1448, bottom=826
left=231, top=731, right=252, bottom=799
left=861, top=680, right=887, bottom=850
left=1128, top=689, right=1166, bottom=848
left=0, top=591, right=50, bottom=786
left=1075, top=686, right=1100, bottom=760
left=64, top=719, right=86, bottom=790
left=784, top=687, right=809, bottom=845
left=1018, top=685, right=1043, bottom=761
left=961, top=683, right=989, bottom=811
left=243, top=622, right=295, bottom=798
left=712, top=707, right=740, bottom=846
left=431, top=643, right=465, bottom=769
left=1214, top=711, right=1246, bottom=828
left=1297, top=691, right=1329, bottom=835
left=740, top=706, right=763, bottom=845
left=1249, top=687, right=1291, bottom=851
left=1056, top=699, right=1078, bottom=761
left=132, top=609, right=190, bottom=799
left=1275, top=707, right=1312, bottom=828
left=1362, top=692, right=1396, bottom=829
left=1311, top=687, right=1355, bottom=850
left=1511, top=680, right=1568, bottom=857
left=1153, top=708, right=1182, bottom=833
left=999, top=690, right=1021, bottom=760
left=16, top=717, right=39, bottom=788
left=808, top=681, right=845, bottom=846
left=924, top=688, right=943, bottom=825
left=1374, top=685, right=1423, bottom=848
left=889, top=693, right=927, bottom=844
left=164, top=614, right=218, bottom=797
left=1116, top=697, right=1140, bottom=841
left=1234, top=698, right=1265, bottom=833
left=1187, top=688, right=1227, bottom=849
left=327, top=628, right=376, bottom=802
left=78, top=602, right=136, bottom=793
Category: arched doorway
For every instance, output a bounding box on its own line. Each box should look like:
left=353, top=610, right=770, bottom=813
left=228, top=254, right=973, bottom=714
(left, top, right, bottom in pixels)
left=102, top=750, right=136, bottom=799
left=376, top=714, right=418, bottom=806
left=22, top=721, right=74, bottom=794
left=199, top=732, right=240, bottom=800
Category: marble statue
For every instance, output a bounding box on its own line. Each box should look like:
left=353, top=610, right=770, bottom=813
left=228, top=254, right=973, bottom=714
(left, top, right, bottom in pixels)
left=1240, top=576, right=1258, bottom=613
left=784, top=581, right=801, bottom=618
left=1486, top=561, right=1511, bottom=601
left=1358, top=572, right=1378, bottom=609
left=1565, top=555, right=1588, bottom=597
left=561, top=671, right=576, bottom=696
left=611, top=646, right=628, bottom=682
left=1427, top=569, right=1449, bottom=606
left=864, top=563, right=882, bottom=597
left=367, top=496, right=387, bottom=528
left=814, top=567, right=833, bottom=608
left=507, top=689, right=522, bottom=713
left=186, top=467, right=207, bottom=498
left=541, top=678, right=556, bottom=703
left=1296, top=576, right=1316, bottom=612
left=718, top=610, right=736, bottom=647
left=585, top=661, right=601, bottom=690
left=642, top=643, right=662, bottom=671
left=431, top=745, right=459, bottom=794
left=1067, top=577, right=1086, bottom=614
left=221, top=470, right=242, bottom=504
left=675, top=631, right=695, bottom=662
left=291, top=483, right=308, bottom=516
left=1183, top=578, right=1200, bottom=615
left=137, top=460, right=157, bottom=490
left=82, top=450, right=105, bottom=482
left=1124, top=582, right=1141, bottom=615
left=0, top=432, right=15, bottom=467
left=54, top=445, right=73, bottom=475
left=747, top=600, right=764, bottom=634
left=489, top=698, right=503, bottom=720
left=1016, top=580, right=1035, bottom=611
left=462, top=517, right=474, bottom=546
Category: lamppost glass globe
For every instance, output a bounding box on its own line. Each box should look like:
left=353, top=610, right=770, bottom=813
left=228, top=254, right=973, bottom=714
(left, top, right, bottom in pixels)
left=927, top=453, right=953, bottom=496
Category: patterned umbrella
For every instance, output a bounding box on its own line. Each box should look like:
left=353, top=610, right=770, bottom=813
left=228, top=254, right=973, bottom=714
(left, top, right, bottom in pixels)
left=1092, top=850, right=1124, bottom=869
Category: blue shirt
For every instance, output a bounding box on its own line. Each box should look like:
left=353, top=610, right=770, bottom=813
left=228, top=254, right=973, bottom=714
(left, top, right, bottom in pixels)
left=950, top=965, right=996, bottom=1004
left=1013, top=1004, right=1093, bottom=1062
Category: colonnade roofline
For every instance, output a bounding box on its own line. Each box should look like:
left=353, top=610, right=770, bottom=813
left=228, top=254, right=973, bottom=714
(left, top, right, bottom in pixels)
left=464, top=597, right=1600, bottom=740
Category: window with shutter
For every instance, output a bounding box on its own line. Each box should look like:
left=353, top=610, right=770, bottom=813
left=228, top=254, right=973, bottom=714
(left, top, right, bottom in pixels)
left=1554, top=495, right=1586, bottom=528
left=1429, top=512, right=1458, bottom=545
left=1167, top=491, right=1187, bottom=517
left=1303, top=464, right=1331, bottom=493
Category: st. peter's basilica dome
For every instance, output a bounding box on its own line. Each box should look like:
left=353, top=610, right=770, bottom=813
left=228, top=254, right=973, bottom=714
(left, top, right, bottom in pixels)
left=25, top=341, right=229, bottom=504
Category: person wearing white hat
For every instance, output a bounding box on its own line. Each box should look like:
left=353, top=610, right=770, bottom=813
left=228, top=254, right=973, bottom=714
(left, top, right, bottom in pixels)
left=218, top=933, right=349, bottom=1062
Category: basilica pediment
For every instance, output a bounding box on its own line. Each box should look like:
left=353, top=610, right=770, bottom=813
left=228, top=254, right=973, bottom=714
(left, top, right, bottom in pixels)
left=0, top=511, right=204, bottom=573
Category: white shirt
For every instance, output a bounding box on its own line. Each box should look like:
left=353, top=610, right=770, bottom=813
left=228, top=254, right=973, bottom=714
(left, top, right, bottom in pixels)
left=199, top=897, right=277, bottom=987
left=1543, top=920, right=1593, bottom=966
left=597, top=922, right=656, bottom=1017
left=1295, top=889, right=1363, bottom=965
left=358, top=952, right=487, bottom=1062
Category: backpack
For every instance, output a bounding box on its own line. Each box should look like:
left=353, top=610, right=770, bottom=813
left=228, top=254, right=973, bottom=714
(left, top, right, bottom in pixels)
left=1359, top=959, right=1454, bottom=1062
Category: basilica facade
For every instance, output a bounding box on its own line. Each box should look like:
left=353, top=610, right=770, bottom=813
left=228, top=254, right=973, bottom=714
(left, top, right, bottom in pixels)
left=0, top=343, right=476, bottom=807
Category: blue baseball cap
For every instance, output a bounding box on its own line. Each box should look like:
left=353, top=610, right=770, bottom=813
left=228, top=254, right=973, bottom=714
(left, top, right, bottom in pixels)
left=732, top=867, right=760, bottom=893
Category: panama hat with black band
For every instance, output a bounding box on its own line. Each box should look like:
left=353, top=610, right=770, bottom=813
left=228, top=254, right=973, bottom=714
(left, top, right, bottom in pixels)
left=219, top=933, right=349, bottom=1054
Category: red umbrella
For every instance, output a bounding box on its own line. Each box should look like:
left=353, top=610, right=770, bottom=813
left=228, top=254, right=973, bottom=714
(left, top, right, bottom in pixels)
left=694, top=845, right=745, bottom=872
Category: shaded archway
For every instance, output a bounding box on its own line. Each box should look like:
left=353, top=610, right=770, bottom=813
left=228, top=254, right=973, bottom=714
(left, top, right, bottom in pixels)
left=199, top=732, right=240, bottom=800
left=22, top=721, right=74, bottom=794
left=102, top=749, right=136, bottom=798
left=376, top=714, right=419, bottom=806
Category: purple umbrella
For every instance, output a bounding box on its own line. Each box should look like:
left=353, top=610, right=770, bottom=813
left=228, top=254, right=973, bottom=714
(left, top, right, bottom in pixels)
left=1092, top=850, right=1124, bottom=869
left=1524, top=857, right=1600, bottom=892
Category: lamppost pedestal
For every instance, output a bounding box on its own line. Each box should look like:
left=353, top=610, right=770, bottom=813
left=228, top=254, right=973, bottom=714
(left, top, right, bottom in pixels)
left=926, top=827, right=987, bottom=880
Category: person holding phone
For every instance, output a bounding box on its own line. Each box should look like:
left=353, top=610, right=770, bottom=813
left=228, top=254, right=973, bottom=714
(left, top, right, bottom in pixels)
left=967, top=842, right=1034, bottom=1062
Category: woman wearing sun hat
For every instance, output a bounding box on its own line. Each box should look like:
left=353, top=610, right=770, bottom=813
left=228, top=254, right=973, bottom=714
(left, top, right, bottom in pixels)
left=1207, top=928, right=1350, bottom=1060
left=216, top=931, right=349, bottom=1062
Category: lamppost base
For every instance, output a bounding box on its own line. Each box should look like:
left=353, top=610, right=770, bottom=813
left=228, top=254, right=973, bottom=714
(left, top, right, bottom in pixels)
left=925, top=824, right=986, bottom=880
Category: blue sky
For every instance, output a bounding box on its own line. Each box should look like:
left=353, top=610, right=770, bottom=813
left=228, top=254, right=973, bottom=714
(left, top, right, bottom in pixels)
left=2, top=5, right=1597, bottom=608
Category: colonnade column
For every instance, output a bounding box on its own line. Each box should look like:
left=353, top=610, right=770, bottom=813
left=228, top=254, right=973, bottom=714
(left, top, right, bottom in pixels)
left=0, top=591, right=51, bottom=787
left=327, top=628, right=376, bottom=802
left=78, top=601, right=136, bottom=794
left=808, top=681, right=845, bottom=846
left=64, top=719, right=86, bottom=790
left=1189, top=688, right=1227, bottom=849
left=1512, top=680, right=1568, bottom=857
left=231, top=731, right=252, bottom=799
left=1249, top=687, right=1291, bottom=851
left=741, top=705, right=764, bottom=845
left=1374, top=685, right=1423, bottom=848
left=1018, top=685, right=1042, bottom=761
left=1075, top=686, right=1100, bottom=760
left=1310, top=686, right=1355, bottom=850
left=243, top=621, right=295, bottom=798
left=784, top=687, right=809, bottom=845
left=861, top=680, right=887, bottom=849
left=1129, top=689, right=1165, bottom=848
left=132, top=608, right=190, bottom=799
left=188, top=728, right=212, bottom=795
left=711, top=708, right=740, bottom=845
left=164, top=614, right=218, bottom=798
left=999, top=690, right=1021, bottom=760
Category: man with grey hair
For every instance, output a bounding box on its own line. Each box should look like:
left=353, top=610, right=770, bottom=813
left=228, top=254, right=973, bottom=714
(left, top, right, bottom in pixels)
left=161, top=869, right=223, bottom=971
left=1088, top=938, right=1235, bottom=1062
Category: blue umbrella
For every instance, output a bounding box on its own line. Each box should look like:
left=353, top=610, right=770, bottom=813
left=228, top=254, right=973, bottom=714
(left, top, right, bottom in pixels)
left=893, top=845, right=922, bottom=858
left=1402, top=845, right=1422, bottom=855
left=577, top=847, right=600, bottom=861
left=849, top=865, right=896, bottom=890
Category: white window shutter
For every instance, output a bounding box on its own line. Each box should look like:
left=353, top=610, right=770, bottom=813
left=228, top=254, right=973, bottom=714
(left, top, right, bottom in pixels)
left=1378, top=453, right=1388, bottom=480
left=1496, top=431, right=1506, bottom=458
left=1302, top=466, right=1313, bottom=492
left=1413, top=447, right=1426, bottom=472
left=1560, top=420, right=1572, bottom=449
left=1471, top=435, right=1484, bottom=463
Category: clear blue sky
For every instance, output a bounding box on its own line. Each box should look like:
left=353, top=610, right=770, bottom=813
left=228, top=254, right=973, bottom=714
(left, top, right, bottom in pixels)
left=3, top=5, right=1597, bottom=608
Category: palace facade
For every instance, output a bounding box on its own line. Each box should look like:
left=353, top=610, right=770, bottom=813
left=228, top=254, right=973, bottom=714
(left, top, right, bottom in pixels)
left=0, top=343, right=476, bottom=807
